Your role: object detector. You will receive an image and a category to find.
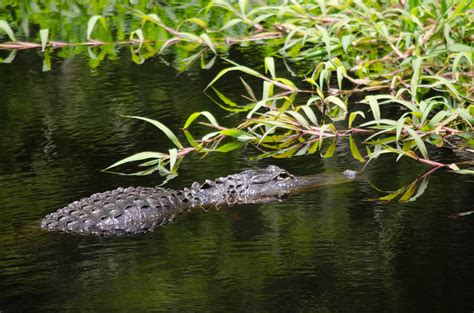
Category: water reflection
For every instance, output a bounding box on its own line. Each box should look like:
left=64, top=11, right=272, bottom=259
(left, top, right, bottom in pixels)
left=0, top=51, right=473, bottom=312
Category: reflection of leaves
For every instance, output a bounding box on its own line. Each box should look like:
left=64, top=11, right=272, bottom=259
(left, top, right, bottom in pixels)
left=454, top=210, right=474, bottom=217
left=349, top=136, right=365, bottom=162
left=378, top=176, right=429, bottom=202
left=0, top=50, right=16, bottom=63
left=322, top=139, right=336, bottom=158
left=42, top=49, right=51, bottom=72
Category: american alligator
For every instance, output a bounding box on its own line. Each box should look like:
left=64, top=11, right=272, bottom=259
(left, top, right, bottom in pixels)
left=41, top=165, right=357, bottom=236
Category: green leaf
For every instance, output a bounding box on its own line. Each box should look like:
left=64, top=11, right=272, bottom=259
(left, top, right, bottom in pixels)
left=286, top=111, right=311, bottom=129
left=40, top=29, right=49, bottom=52
left=299, top=105, right=319, bottom=126
left=341, top=35, right=352, bottom=53
left=183, top=111, right=220, bottom=129
left=220, top=18, right=243, bottom=31
left=123, top=115, right=184, bottom=149
left=452, top=52, right=472, bottom=75
left=130, top=29, right=144, bottom=42
left=348, top=111, right=365, bottom=128
left=216, top=141, right=245, bottom=152
left=322, top=139, right=336, bottom=158
left=430, top=111, right=450, bottom=126
left=262, top=81, right=272, bottom=99
left=205, top=65, right=265, bottom=90
left=420, top=75, right=460, bottom=99
left=359, top=119, right=399, bottom=128
left=265, top=57, right=276, bottom=79
left=453, top=169, right=474, bottom=175
left=455, top=108, right=474, bottom=126
left=411, top=57, right=422, bottom=100
left=183, top=130, right=198, bottom=147
left=396, top=114, right=409, bottom=149
left=404, top=126, right=429, bottom=159
left=336, top=66, right=345, bottom=90
left=201, top=55, right=217, bottom=70
left=185, top=18, right=208, bottom=29
left=210, top=87, right=242, bottom=110
left=0, top=20, right=16, bottom=42
left=168, top=148, right=178, bottom=173
left=87, top=15, right=107, bottom=40
left=449, top=43, right=474, bottom=53
left=316, top=25, right=331, bottom=57
left=104, top=151, right=168, bottom=171
left=200, top=33, right=216, bottom=54
left=239, top=0, right=248, bottom=15
left=240, top=77, right=257, bottom=102
left=220, top=128, right=255, bottom=141
left=325, top=96, right=347, bottom=112
left=349, top=136, right=365, bottom=162
left=449, top=163, right=461, bottom=171
left=364, top=96, right=381, bottom=121
left=366, top=95, right=420, bottom=113
left=275, top=77, right=298, bottom=91
left=247, top=99, right=268, bottom=118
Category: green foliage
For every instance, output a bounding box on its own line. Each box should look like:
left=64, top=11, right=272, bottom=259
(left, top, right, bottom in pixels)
left=104, top=55, right=472, bottom=177
left=0, top=0, right=473, bottom=179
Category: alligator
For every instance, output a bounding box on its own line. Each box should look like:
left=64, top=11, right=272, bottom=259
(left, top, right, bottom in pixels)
left=41, top=165, right=357, bottom=236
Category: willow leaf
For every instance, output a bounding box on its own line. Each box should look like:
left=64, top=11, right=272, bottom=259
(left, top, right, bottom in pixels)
left=40, top=29, right=49, bottom=52
left=124, top=115, right=184, bottom=149
left=0, top=20, right=16, bottom=41
left=104, top=151, right=168, bottom=171
left=183, top=111, right=219, bottom=129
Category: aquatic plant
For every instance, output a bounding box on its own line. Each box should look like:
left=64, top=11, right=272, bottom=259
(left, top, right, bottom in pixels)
left=1, top=0, right=473, bottom=181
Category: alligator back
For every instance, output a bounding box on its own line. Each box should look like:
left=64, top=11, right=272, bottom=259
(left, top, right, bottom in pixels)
left=41, top=186, right=187, bottom=236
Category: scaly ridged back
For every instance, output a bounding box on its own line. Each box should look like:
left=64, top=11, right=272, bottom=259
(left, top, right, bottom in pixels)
left=40, top=186, right=189, bottom=236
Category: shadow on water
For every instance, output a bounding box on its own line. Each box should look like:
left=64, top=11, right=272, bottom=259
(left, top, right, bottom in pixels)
left=0, top=50, right=474, bottom=312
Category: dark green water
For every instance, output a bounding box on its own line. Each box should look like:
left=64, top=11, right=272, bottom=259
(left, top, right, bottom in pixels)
left=1, top=51, right=473, bottom=312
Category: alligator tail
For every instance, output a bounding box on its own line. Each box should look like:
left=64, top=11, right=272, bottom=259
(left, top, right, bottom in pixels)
left=40, top=186, right=182, bottom=236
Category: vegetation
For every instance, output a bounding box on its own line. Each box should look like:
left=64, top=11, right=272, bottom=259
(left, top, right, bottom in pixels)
left=1, top=0, right=473, bottom=183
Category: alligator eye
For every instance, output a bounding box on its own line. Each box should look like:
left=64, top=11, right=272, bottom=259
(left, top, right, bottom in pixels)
left=277, top=172, right=292, bottom=180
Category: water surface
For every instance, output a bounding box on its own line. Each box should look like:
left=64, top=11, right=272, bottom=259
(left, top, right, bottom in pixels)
left=1, top=50, right=473, bottom=312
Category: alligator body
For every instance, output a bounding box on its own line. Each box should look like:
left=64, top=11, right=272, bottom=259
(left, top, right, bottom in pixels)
left=41, top=165, right=357, bottom=236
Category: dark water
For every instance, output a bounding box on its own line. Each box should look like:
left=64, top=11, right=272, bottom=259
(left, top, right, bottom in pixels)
left=1, top=50, right=473, bottom=312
